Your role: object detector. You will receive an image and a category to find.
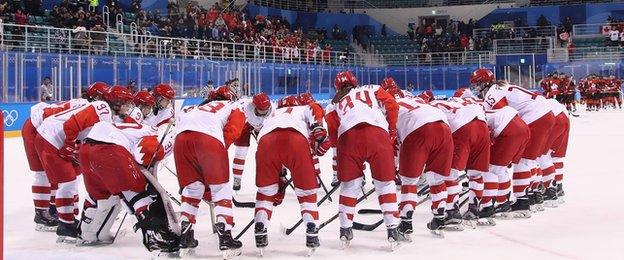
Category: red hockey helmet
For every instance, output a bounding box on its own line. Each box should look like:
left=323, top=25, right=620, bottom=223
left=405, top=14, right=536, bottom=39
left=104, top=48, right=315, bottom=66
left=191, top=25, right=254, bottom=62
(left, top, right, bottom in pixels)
left=277, top=95, right=300, bottom=108
left=298, top=92, right=315, bottom=105
left=134, top=91, right=156, bottom=107
left=334, top=71, right=358, bottom=90
left=153, top=83, right=175, bottom=99
left=86, top=82, right=109, bottom=100
left=381, top=77, right=399, bottom=91
left=417, top=90, right=434, bottom=103
left=104, top=85, right=135, bottom=104
left=209, top=86, right=238, bottom=101
left=252, top=92, right=271, bottom=111
left=470, top=68, right=495, bottom=85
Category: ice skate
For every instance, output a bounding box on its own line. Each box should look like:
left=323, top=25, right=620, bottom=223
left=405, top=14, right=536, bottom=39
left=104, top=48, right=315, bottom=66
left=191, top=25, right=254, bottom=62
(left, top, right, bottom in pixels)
left=180, top=221, right=198, bottom=256
left=56, top=221, right=79, bottom=243
left=387, top=225, right=410, bottom=251
left=529, top=191, right=544, bottom=212
left=444, top=205, right=463, bottom=231
left=398, top=211, right=413, bottom=235
left=34, top=208, right=58, bottom=232
left=462, top=203, right=479, bottom=229
left=477, top=206, right=497, bottom=226
left=427, top=217, right=445, bottom=238
left=255, top=222, right=268, bottom=257
left=510, top=196, right=532, bottom=218
left=232, top=178, right=241, bottom=192
left=542, top=187, right=558, bottom=208
left=306, top=222, right=320, bottom=257
left=493, top=201, right=513, bottom=219
left=216, top=223, right=242, bottom=259
left=339, top=227, right=353, bottom=249
left=557, top=183, right=566, bottom=204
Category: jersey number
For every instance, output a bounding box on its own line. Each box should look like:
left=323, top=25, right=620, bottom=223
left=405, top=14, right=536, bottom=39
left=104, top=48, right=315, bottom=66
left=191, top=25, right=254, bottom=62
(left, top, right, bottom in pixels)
left=199, top=103, right=226, bottom=113
left=338, top=91, right=373, bottom=115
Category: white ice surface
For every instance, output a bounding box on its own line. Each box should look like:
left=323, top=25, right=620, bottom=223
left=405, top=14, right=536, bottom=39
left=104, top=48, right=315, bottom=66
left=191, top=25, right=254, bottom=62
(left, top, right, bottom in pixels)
left=4, top=108, right=624, bottom=260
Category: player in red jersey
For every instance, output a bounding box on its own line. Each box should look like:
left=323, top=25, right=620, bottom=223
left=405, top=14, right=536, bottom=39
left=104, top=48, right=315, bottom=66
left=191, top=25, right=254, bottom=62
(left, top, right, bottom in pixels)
left=253, top=95, right=329, bottom=255
left=325, top=71, right=407, bottom=248
left=173, top=86, right=245, bottom=255
left=35, top=86, right=134, bottom=242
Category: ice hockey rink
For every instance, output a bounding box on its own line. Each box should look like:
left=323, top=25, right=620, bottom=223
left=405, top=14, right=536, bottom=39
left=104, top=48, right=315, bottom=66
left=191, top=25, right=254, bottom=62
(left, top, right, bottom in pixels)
left=4, top=107, right=624, bottom=260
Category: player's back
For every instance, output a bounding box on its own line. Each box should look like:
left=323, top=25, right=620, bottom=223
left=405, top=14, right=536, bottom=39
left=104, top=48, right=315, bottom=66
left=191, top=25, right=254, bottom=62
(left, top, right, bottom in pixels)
left=177, top=100, right=237, bottom=145
left=396, top=97, right=448, bottom=142
left=257, top=105, right=314, bottom=140
left=484, top=84, right=550, bottom=124
left=87, top=121, right=157, bottom=152
left=430, top=100, right=485, bottom=133
left=37, top=101, right=112, bottom=148
left=485, top=106, right=519, bottom=138
left=327, top=84, right=389, bottom=137
left=31, top=99, right=89, bottom=128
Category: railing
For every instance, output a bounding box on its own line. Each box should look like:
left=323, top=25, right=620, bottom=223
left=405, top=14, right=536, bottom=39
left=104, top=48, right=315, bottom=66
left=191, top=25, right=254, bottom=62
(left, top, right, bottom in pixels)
left=380, top=51, right=493, bottom=66
left=473, top=26, right=557, bottom=39
left=0, top=23, right=365, bottom=67
left=494, top=37, right=554, bottom=54
left=548, top=46, right=624, bottom=62
left=247, top=0, right=515, bottom=11
left=572, top=22, right=624, bottom=37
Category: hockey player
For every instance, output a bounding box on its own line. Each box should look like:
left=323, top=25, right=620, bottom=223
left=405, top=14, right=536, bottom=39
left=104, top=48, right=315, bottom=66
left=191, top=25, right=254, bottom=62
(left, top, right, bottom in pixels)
left=429, top=98, right=490, bottom=228
left=22, top=83, right=102, bottom=231
left=144, top=83, right=175, bottom=128
left=78, top=121, right=179, bottom=253
left=34, top=85, right=134, bottom=242
left=253, top=95, right=329, bottom=255
left=472, top=68, right=556, bottom=218
left=115, top=90, right=155, bottom=124
left=541, top=99, right=570, bottom=206
left=394, top=93, right=452, bottom=237
left=298, top=92, right=327, bottom=180
left=325, top=71, right=406, bottom=248
left=231, top=92, right=273, bottom=191
left=173, top=86, right=245, bottom=256
left=483, top=106, right=530, bottom=218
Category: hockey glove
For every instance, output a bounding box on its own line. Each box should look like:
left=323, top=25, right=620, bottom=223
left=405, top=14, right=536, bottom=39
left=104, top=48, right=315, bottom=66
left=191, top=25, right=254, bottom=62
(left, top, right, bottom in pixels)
left=273, top=169, right=289, bottom=206
left=58, top=141, right=79, bottom=164
left=388, top=128, right=399, bottom=148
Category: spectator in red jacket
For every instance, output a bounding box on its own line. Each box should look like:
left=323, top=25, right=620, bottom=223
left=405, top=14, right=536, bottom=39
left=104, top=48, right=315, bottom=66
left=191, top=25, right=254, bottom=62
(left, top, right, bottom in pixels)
left=460, top=34, right=469, bottom=51
left=15, top=8, right=27, bottom=25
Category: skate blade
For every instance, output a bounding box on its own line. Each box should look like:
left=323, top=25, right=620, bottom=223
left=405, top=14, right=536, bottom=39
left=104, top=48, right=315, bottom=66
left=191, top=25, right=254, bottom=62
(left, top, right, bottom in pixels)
left=258, top=247, right=265, bottom=257
left=75, top=239, right=113, bottom=247
left=557, top=197, right=565, bottom=204
left=35, top=224, right=57, bottom=232
left=462, top=220, right=477, bottom=229
left=181, top=248, right=196, bottom=257
left=543, top=200, right=558, bottom=208
left=511, top=211, right=532, bottom=219
left=429, top=229, right=445, bottom=238
left=222, top=248, right=242, bottom=259
left=476, top=218, right=496, bottom=226
left=444, top=224, right=464, bottom=232
left=493, top=212, right=514, bottom=219
left=389, top=240, right=400, bottom=251
left=56, top=236, right=77, bottom=244
left=340, top=238, right=351, bottom=249
left=157, top=250, right=181, bottom=258
left=306, top=247, right=317, bottom=257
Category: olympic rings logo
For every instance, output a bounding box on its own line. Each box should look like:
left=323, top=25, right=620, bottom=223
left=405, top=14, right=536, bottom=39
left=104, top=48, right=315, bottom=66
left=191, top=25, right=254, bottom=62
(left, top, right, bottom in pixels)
left=2, top=109, right=18, bottom=127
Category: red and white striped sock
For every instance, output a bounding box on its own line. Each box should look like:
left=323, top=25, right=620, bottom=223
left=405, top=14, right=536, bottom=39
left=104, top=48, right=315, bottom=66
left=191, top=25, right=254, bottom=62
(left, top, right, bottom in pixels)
left=32, top=171, right=51, bottom=210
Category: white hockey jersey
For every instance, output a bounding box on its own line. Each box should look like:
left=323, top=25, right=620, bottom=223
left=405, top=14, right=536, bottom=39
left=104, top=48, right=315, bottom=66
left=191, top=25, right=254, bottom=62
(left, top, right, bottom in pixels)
left=485, top=106, right=519, bottom=138
left=176, top=101, right=245, bottom=147
left=37, top=101, right=114, bottom=149
left=257, top=104, right=323, bottom=140
left=144, top=105, right=174, bottom=128
left=325, top=84, right=395, bottom=138
left=430, top=100, right=486, bottom=133
left=396, top=97, right=449, bottom=143
left=547, top=99, right=567, bottom=116
left=482, top=83, right=551, bottom=124
left=30, top=99, right=90, bottom=128
left=235, top=98, right=273, bottom=132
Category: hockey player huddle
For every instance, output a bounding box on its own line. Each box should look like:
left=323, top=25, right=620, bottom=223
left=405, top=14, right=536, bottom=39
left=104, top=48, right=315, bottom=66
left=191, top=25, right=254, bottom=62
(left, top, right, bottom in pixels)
left=20, top=68, right=570, bottom=258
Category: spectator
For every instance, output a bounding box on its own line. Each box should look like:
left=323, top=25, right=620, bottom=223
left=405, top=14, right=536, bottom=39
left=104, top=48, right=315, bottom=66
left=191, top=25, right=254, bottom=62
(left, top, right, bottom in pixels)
left=127, top=80, right=137, bottom=94
left=14, top=8, right=27, bottom=25
left=609, top=27, right=620, bottom=46
left=90, top=23, right=106, bottom=54
left=537, top=15, right=550, bottom=27
left=381, top=24, right=387, bottom=37
left=40, top=76, right=54, bottom=101
left=460, top=34, right=469, bottom=51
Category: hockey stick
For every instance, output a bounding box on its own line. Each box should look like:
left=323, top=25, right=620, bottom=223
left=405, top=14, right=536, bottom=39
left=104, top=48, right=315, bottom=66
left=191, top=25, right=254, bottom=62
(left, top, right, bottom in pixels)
left=353, top=194, right=431, bottom=231
left=234, top=178, right=294, bottom=240
left=317, top=175, right=333, bottom=202
left=113, top=122, right=176, bottom=242
left=355, top=183, right=432, bottom=215
left=282, top=184, right=340, bottom=235
left=317, top=188, right=376, bottom=231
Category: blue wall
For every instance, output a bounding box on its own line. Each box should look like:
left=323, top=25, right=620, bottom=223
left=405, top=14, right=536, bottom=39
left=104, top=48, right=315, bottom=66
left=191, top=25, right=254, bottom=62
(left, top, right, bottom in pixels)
left=478, top=3, right=624, bottom=28
left=245, top=4, right=397, bottom=38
